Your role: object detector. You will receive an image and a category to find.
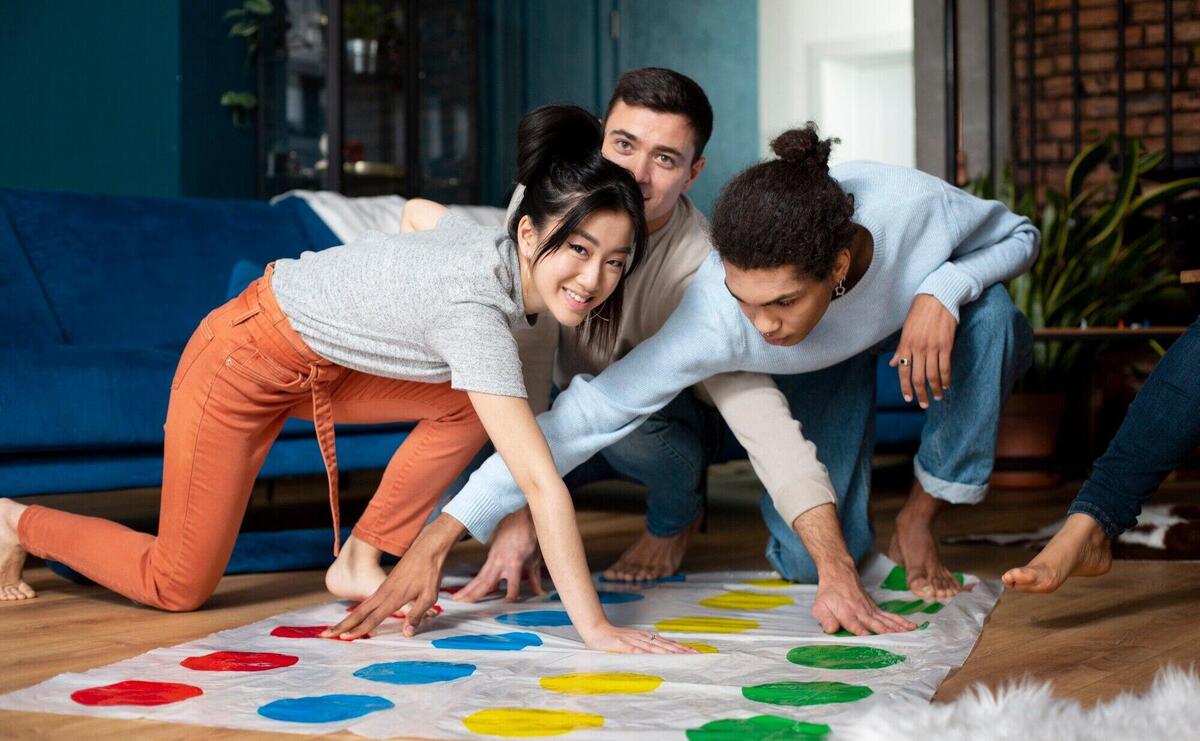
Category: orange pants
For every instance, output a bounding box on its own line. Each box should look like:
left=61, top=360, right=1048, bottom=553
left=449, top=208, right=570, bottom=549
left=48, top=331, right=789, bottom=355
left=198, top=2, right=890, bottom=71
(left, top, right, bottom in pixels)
left=18, top=267, right=487, bottom=611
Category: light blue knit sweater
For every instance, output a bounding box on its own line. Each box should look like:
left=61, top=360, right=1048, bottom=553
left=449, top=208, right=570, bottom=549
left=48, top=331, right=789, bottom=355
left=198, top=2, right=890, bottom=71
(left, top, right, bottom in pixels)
left=443, top=161, right=1040, bottom=541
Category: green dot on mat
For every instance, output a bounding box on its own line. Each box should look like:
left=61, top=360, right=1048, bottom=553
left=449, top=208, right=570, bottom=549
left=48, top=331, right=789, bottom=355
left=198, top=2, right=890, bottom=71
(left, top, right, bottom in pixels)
left=742, top=681, right=872, bottom=707
left=786, top=644, right=906, bottom=670
left=685, top=714, right=831, bottom=740
left=880, top=566, right=964, bottom=591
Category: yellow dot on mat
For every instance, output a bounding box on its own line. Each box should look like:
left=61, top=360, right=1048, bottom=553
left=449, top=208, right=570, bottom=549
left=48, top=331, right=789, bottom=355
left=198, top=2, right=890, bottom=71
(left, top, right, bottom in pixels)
left=655, top=616, right=760, bottom=634
left=741, top=577, right=794, bottom=588
left=699, top=591, right=795, bottom=611
left=680, top=642, right=719, bottom=653
left=539, top=672, right=663, bottom=695
left=462, top=708, right=604, bottom=737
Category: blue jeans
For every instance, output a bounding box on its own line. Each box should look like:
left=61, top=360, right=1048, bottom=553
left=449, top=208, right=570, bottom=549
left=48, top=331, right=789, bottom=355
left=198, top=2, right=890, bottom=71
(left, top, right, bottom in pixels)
left=1069, top=314, right=1200, bottom=538
left=764, top=284, right=1034, bottom=581
left=434, top=388, right=723, bottom=538
left=565, top=388, right=724, bottom=537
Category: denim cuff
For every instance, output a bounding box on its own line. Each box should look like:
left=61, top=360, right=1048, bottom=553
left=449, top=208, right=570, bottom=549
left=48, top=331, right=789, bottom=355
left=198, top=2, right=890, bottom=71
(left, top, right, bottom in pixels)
left=914, top=456, right=988, bottom=504
left=1065, top=500, right=1123, bottom=540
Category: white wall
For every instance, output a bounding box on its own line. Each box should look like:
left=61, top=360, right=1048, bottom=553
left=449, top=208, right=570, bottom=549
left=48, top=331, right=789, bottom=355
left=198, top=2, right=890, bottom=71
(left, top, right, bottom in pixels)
left=758, top=0, right=913, bottom=166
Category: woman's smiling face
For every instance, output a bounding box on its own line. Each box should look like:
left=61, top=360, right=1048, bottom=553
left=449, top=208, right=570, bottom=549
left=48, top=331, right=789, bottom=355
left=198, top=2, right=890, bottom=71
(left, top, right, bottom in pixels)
left=517, top=209, right=635, bottom=327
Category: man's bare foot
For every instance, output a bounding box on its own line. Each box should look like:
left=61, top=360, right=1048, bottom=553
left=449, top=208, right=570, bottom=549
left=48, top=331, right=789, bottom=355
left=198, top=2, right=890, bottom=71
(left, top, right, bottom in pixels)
left=325, top=534, right=387, bottom=602
left=0, top=498, right=36, bottom=601
left=1003, top=513, right=1112, bottom=593
left=603, top=521, right=697, bottom=582
left=887, top=483, right=962, bottom=600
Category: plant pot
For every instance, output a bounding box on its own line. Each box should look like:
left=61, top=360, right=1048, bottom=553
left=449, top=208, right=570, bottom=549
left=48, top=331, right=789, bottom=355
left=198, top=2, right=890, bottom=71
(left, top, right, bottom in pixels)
left=992, top=391, right=1067, bottom=489
left=346, top=38, right=378, bottom=74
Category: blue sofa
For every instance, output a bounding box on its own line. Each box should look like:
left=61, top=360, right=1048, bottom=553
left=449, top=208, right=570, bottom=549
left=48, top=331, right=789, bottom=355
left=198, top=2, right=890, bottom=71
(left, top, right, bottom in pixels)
left=1, top=186, right=921, bottom=572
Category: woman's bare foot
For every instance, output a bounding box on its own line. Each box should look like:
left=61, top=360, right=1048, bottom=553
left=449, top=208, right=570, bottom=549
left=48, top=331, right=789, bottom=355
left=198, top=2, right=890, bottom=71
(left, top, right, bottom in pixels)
left=1003, top=513, right=1112, bottom=593
left=325, top=534, right=387, bottom=601
left=603, top=521, right=697, bottom=582
left=0, top=498, right=36, bottom=601
left=887, top=483, right=962, bottom=600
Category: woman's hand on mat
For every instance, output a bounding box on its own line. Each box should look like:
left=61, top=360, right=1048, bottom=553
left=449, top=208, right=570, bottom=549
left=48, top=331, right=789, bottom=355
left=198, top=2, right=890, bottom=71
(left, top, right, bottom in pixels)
left=580, top=623, right=697, bottom=654
left=455, top=508, right=543, bottom=603
left=321, top=515, right=463, bottom=640
left=890, top=294, right=958, bottom=409
left=814, top=567, right=917, bottom=636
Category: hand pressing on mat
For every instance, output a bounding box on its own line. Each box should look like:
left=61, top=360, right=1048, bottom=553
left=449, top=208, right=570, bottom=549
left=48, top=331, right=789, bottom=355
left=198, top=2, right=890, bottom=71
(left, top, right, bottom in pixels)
left=455, top=507, right=544, bottom=603
left=796, top=503, right=917, bottom=636
left=322, top=514, right=462, bottom=640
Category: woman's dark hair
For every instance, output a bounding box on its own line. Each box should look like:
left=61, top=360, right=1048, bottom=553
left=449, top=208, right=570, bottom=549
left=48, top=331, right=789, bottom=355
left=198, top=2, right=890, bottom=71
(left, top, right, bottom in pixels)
left=710, top=123, right=856, bottom=281
left=510, top=104, right=648, bottom=351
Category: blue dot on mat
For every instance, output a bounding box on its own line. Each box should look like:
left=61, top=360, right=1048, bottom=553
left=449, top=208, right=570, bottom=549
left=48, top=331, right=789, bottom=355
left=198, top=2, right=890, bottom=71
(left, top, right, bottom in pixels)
left=550, top=590, right=644, bottom=604
left=432, top=632, right=544, bottom=651
left=257, top=694, right=394, bottom=723
left=353, top=661, right=476, bottom=685
left=495, top=610, right=573, bottom=627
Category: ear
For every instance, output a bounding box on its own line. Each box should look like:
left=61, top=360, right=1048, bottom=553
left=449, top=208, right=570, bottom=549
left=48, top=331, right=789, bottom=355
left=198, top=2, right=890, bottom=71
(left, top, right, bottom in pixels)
left=517, top=215, right=538, bottom=259
left=682, top=156, right=706, bottom=194
left=834, top=247, right=852, bottom=282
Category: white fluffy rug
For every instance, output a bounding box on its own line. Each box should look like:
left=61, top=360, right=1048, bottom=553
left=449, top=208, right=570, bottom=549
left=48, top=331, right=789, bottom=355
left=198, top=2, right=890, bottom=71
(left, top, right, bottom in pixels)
left=841, top=665, right=1199, bottom=740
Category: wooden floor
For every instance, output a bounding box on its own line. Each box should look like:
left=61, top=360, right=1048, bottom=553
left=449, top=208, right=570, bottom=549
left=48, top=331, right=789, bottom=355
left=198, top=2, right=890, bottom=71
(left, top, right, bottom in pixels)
left=3, top=462, right=1199, bottom=739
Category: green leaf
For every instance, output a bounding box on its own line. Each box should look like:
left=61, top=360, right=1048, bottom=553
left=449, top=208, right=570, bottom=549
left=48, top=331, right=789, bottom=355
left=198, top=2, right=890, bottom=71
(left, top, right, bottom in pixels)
left=1085, top=139, right=1142, bottom=249
left=245, top=0, right=274, bottom=16
left=1127, top=177, right=1200, bottom=220
left=1066, top=134, right=1112, bottom=201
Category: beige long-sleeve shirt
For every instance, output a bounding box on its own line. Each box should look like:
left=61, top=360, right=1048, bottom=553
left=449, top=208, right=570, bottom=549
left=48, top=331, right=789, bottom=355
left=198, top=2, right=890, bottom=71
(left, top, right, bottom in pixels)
left=508, top=187, right=836, bottom=528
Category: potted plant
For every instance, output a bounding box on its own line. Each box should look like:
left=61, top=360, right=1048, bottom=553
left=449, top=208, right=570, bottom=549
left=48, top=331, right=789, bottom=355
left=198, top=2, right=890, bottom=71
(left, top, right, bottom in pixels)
left=344, top=0, right=390, bottom=74
left=971, top=135, right=1200, bottom=486
left=220, top=0, right=275, bottom=128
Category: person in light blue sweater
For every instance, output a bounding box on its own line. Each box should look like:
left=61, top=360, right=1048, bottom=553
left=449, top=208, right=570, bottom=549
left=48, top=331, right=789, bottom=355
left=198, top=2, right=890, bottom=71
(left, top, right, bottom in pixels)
left=340, top=125, right=1038, bottom=638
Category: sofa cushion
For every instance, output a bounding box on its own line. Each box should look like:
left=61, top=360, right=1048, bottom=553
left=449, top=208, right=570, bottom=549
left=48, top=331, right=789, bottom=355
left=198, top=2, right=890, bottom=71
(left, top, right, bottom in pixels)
left=0, top=199, right=64, bottom=348
left=0, top=346, right=412, bottom=453
left=0, top=188, right=337, bottom=350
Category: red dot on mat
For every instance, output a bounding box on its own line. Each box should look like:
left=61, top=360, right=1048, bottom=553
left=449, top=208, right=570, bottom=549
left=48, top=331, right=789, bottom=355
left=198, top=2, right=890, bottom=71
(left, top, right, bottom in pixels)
left=270, top=625, right=369, bottom=640
left=71, top=680, right=203, bottom=707
left=181, top=651, right=299, bottom=672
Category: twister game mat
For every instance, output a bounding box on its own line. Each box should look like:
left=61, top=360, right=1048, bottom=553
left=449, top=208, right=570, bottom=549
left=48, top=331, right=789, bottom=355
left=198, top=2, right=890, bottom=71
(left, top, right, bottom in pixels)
left=0, top=556, right=999, bottom=739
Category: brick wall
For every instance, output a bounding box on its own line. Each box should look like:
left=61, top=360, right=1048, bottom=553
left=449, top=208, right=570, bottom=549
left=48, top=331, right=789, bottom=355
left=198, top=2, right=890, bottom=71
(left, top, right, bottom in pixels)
left=1010, top=0, right=1200, bottom=195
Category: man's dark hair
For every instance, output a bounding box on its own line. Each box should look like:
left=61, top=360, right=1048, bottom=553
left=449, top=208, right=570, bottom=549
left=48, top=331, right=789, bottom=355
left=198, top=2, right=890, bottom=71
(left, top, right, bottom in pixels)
left=711, top=123, right=856, bottom=280
left=604, top=67, right=714, bottom=161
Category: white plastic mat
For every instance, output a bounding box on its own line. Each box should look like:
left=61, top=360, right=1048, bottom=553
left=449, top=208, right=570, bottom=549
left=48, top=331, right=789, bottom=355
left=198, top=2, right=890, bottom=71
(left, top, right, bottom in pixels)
left=0, top=555, right=999, bottom=739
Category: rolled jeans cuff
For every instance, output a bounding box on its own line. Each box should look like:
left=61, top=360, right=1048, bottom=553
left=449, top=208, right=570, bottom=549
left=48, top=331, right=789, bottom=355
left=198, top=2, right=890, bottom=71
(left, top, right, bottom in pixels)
left=1066, top=499, right=1123, bottom=540
left=914, top=456, right=988, bottom=504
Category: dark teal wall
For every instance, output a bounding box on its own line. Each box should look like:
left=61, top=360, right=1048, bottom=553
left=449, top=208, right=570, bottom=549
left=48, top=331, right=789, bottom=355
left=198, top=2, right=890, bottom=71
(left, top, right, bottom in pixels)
left=477, top=0, right=758, bottom=215
left=0, top=1, right=182, bottom=196
left=0, top=1, right=255, bottom=199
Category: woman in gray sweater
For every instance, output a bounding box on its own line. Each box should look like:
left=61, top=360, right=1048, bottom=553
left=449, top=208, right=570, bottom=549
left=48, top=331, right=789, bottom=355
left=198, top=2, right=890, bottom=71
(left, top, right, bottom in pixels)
left=1, top=106, right=690, bottom=654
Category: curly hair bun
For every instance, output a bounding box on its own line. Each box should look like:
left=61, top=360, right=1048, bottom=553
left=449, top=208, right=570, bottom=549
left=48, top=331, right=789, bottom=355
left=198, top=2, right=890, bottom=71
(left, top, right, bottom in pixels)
left=770, top=124, right=836, bottom=171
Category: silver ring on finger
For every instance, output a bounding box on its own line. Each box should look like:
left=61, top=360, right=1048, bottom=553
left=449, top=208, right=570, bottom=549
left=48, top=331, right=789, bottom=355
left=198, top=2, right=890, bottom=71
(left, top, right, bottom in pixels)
left=898, top=356, right=911, bottom=367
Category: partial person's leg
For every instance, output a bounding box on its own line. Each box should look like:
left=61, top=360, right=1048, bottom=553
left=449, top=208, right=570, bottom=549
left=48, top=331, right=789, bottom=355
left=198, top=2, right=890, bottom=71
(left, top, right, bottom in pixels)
left=886, top=284, right=1032, bottom=597
left=599, top=390, right=722, bottom=581
left=1005, top=314, right=1200, bottom=593
left=317, top=374, right=488, bottom=600
left=7, top=293, right=308, bottom=609
left=763, top=353, right=877, bottom=582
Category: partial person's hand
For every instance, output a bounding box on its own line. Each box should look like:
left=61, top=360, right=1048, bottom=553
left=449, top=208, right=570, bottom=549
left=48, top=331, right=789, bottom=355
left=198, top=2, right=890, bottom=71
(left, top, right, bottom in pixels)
left=321, top=515, right=461, bottom=640
left=454, top=507, right=544, bottom=603
left=813, top=567, right=917, bottom=636
left=579, top=623, right=697, bottom=654
left=890, top=294, right=958, bottom=409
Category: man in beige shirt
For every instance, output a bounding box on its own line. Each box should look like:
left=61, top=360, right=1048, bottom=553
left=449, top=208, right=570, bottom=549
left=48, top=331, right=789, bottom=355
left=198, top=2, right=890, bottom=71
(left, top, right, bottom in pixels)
left=452, top=68, right=911, bottom=636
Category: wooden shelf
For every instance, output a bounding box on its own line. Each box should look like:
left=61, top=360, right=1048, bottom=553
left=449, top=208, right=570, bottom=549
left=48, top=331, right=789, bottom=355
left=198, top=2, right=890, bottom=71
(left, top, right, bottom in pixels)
left=1033, top=326, right=1189, bottom=340
left=1183, top=270, right=1200, bottom=284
